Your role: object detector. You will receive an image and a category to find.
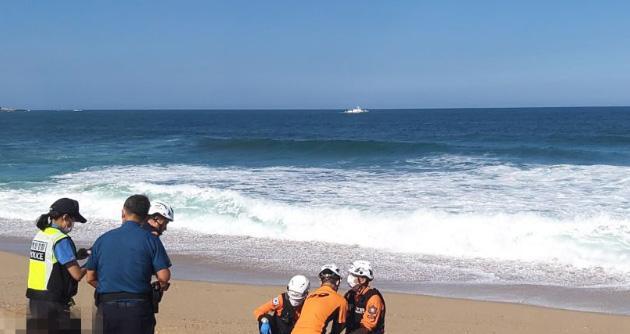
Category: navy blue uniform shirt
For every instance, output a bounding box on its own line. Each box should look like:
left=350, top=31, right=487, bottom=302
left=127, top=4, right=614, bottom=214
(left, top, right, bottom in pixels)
left=86, top=221, right=171, bottom=294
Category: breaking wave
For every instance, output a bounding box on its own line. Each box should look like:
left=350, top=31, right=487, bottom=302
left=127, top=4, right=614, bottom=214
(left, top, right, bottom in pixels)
left=2, top=162, right=630, bottom=276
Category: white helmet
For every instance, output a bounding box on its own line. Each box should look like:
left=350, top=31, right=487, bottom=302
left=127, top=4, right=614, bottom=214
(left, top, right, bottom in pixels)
left=148, top=201, right=174, bottom=221
left=287, top=275, right=310, bottom=301
left=319, top=263, right=342, bottom=280
left=348, top=260, right=373, bottom=280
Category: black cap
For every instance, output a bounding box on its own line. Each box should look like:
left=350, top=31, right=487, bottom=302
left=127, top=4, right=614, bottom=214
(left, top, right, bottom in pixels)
left=50, top=198, right=87, bottom=223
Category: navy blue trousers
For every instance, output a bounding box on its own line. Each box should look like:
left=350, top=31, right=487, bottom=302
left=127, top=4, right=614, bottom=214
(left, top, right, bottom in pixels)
left=94, top=300, right=155, bottom=334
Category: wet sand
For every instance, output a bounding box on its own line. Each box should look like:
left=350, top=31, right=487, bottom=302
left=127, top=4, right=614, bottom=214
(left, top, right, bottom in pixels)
left=2, top=251, right=630, bottom=333
left=3, top=233, right=630, bottom=315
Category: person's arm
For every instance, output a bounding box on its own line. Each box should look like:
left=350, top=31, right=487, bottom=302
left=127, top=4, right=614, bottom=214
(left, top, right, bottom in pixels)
left=253, top=294, right=281, bottom=320
left=151, top=236, right=172, bottom=291
left=254, top=296, right=282, bottom=334
left=84, top=241, right=98, bottom=288
left=65, top=261, right=86, bottom=281
left=330, top=316, right=344, bottom=334
left=330, top=299, right=348, bottom=334
left=86, top=270, right=98, bottom=288
left=155, top=268, right=171, bottom=291
left=357, top=294, right=384, bottom=332
left=329, top=308, right=344, bottom=334
left=54, top=239, right=84, bottom=281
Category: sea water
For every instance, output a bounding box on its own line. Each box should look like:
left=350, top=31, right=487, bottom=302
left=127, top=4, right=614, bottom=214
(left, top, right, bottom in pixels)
left=2, top=108, right=630, bottom=300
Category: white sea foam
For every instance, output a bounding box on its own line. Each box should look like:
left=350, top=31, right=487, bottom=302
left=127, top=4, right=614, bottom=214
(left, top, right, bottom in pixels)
left=2, top=161, right=630, bottom=280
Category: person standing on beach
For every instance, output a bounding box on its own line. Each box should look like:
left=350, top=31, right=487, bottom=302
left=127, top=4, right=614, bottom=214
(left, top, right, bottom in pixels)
left=143, top=200, right=174, bottom=237
left=142, top=200, right=174, bottom=313
left=291, top=264, right=348, bottom=334
left=26, top=198, right=89, bottom=334
left=85, top=195, right=172, bottom=334
left=253, top=275, right=310, bottom=334
left=344, top=261, right=386, bottom=334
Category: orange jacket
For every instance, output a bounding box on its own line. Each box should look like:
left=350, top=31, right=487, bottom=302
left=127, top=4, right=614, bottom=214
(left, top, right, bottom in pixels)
left=291, top=285, right=348, bottom=334
left=253, top=293, right=302, bottom=321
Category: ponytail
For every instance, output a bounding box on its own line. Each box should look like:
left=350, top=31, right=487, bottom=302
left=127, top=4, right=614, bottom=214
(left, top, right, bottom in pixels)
left=35, top=211, right=62, bottom=231
left=36, top=214, right=50, bottom=231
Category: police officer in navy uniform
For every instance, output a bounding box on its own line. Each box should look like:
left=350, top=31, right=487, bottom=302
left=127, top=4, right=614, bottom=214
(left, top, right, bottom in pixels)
left=86, top=195, right=171, bottom=334
left=26, top=198, right=89, bottom=334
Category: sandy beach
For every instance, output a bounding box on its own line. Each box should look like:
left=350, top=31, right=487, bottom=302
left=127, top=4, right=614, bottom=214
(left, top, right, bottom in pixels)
left=1, top=251, right=630, bottom=333
left=4, top=1, right=630, bottom=332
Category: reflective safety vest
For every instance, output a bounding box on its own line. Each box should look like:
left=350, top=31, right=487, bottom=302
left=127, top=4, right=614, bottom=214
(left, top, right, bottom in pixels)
left=26, top=227, right=78, bottom=304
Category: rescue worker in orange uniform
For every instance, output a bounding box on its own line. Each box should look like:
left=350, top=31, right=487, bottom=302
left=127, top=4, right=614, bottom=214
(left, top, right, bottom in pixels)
left=253, top=275, right=311, bottom=334
left=291, top=264, right=348, bottom=334
left=344, top=261, right=386, bottom=334
left=144, top=200, right=174, bottom=237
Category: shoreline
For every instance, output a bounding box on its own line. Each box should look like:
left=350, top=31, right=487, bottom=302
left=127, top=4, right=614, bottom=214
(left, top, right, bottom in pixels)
left=2, top=251, right=630, bottom=333
left=3, top=235, right=630, bottom=316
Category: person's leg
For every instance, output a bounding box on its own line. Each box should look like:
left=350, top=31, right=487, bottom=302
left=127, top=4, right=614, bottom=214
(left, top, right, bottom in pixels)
left=133, top=301, right=156, bottom=334
left=27, top=300, right=57, bottom=334
left=101, top=301, right=155, bottom=334
left=273, top=315, right=296, bottom=334
left=100, top=302, right=125, bottom=334
left=270, top=316, right=282, bottom=334
left=121, top=301, right=155, bottom=334
left=92, top=305, right=104, bottom=334
left=55, top=303, right=81, bottom=334
left=26, top=299, right=45, bottom=334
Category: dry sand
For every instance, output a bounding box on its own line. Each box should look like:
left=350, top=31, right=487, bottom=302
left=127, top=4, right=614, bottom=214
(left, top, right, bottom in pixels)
left=2, top=251, right=630, bottom=333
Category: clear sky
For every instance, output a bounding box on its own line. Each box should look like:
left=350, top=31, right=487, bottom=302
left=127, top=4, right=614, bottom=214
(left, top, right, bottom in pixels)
left=2, top=1, right=630, bottom=110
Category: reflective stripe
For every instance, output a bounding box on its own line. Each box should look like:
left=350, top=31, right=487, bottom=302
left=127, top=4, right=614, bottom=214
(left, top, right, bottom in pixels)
left=27, top=227, right=68, bottom=291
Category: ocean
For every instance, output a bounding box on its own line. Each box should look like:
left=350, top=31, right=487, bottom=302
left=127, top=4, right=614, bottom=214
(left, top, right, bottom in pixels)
left=2, top=107, right=630, bottom=310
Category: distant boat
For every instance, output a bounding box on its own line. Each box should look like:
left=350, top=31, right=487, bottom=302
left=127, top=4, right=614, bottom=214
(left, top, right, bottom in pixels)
left=0, top=107, right=28, bottom=112
left=344, top=106, right=368, bottom=114
left=73, top=109, right=83, bottom=112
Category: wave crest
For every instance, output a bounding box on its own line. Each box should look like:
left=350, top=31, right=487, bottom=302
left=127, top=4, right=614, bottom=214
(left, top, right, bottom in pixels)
left=2, top=163, right=630, bottom=274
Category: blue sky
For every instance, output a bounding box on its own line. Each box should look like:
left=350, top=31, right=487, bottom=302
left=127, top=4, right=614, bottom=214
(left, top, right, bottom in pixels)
left=2, top=1, right=630, bottom=109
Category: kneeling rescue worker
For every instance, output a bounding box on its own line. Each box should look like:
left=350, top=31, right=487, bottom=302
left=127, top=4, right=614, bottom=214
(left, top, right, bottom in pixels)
left=291, top=264, right=348, bottom=334
left=344, top=261, right=386, bottom=334
left=253, top=275, right=311, bottom=334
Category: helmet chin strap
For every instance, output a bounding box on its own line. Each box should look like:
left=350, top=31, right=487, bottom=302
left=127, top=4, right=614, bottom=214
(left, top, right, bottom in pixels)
left=353, top=283, right=366, bottom=291
left=353, top=278, right=370, bottom=292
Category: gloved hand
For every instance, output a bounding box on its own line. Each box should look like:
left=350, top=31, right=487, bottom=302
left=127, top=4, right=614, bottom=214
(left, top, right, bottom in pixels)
left=76, top=248, right=91, bottom=260
left=259, top=318, right=271, bottom=334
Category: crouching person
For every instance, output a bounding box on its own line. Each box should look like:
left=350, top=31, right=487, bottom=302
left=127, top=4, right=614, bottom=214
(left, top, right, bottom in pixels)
left=254, top=275, right=310, bottom=334
left=292, top=264, right=348, bottom=334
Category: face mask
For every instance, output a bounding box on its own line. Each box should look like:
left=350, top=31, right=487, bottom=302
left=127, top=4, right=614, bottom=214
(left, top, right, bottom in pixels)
left=61, top=219, right=74, bottom=234
left=288, top=297, right=304, bottom=307
left=347, top=274, right=359, bottom=288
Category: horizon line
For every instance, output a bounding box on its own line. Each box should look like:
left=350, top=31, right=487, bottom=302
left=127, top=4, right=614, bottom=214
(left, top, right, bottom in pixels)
left=14, top=105, right=630, bottom=111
